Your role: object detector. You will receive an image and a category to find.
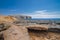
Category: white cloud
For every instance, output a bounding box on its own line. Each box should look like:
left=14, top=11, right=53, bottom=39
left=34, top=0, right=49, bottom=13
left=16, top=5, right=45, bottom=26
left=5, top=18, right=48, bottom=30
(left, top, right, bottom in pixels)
left=25, top=10, right=60, bottom=18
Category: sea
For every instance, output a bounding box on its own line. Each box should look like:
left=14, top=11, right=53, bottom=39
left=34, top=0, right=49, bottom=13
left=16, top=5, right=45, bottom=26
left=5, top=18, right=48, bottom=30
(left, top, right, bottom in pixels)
left=27, top=18, right=60, bottom=20
left=27, top=18, right=60, bottom=21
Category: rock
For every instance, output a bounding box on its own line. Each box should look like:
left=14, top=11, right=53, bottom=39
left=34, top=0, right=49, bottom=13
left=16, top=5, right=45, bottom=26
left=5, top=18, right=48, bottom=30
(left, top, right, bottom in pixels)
left=26, top=24, right=48, bottom=30
left=3, top=25, right=31, bottom=40
left=10, top=15, right=31, bottom=20
left=0, top=22, right=10, bottom=32
left=0, top=15, right=18, bottom=23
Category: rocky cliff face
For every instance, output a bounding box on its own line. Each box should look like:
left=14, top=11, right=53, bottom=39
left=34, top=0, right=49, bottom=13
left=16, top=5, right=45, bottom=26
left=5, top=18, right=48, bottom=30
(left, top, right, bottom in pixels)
left=10, top=15, right=31, bottom=20
left=28, top=29, right=60, bottom=40
left=0, top=15, right=60, bottom=40
left=8, top=15, right=32, bottom=24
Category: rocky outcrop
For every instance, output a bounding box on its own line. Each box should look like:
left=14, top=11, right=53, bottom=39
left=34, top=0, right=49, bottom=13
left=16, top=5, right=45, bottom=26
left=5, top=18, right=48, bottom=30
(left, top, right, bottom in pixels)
left=10, top=15, right=31, bottom=20
left=0, top=15, right=60, bottom=40
left=29, top=30, right=60, bottom=40
left=0, top=15, right=17, bottom=23
left=0, top=15, right=18, bottom=32
left=26, top=24, right=48, bottom=30
left=3, top=25, right=31, bottom=40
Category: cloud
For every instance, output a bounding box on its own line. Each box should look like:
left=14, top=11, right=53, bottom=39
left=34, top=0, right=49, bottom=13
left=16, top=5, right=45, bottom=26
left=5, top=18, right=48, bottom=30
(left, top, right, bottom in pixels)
left=25, top=10, right=60, bottom=18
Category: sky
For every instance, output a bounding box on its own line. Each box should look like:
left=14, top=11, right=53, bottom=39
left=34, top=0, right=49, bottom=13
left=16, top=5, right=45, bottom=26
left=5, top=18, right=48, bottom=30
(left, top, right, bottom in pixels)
left=0, top=0, right=60, bottom=18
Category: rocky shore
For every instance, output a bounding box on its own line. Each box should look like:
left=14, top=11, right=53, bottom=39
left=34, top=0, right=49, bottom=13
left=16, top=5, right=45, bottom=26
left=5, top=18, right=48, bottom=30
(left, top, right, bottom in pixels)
left=0, top=15, right=60, bottom=40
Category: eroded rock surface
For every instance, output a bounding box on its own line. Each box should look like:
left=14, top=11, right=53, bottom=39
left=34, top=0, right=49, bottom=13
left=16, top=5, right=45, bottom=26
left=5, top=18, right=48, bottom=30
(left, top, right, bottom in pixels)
left=0, top=15, right=60, bottom=40
left=28, top=29, right=60, bottom=40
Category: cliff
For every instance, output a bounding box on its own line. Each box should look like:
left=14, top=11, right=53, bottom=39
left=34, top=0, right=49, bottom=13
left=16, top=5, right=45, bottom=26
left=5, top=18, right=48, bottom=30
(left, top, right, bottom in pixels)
left=10, top=15, right=31, bottom=20
left=0, top=15, right=60, bottom=40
